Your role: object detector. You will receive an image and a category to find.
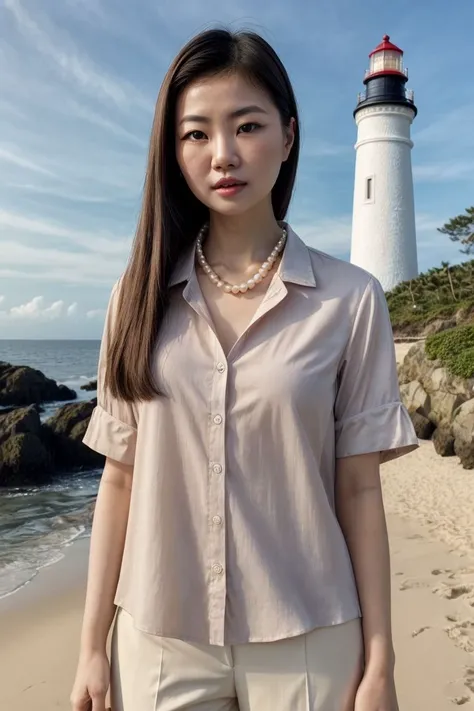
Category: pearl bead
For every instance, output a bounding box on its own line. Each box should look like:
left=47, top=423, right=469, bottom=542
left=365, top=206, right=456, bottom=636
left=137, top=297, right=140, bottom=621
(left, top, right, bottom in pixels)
left=254, top=273, right=263, bottom=283
left=262, top=261, right=270, bottom=270
left=210, top=273, right=219, bottom=282
left=267, top=256, right=275, bottom=265
left=239, top=283, right=248, bottom=292
left=204, top=265, right=212, bottom=274
left=224, top=284, right=232, bottom=293
left=247, top=278, right=256, bottom=289
left=259, top=268, right=269, bottom=277
left=217, top=280, right=224, bottom=288
left=231, top=285, right=240, bottom=294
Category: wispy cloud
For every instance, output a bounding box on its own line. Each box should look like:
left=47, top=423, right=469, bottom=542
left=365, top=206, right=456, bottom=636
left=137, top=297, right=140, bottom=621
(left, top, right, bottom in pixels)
left=66, top=101, right=147, bottom=147
left=0, top=146, right=56, bottom=176
left=0, top=209, right=132, bottom=255
left=303, top=140, right=351, bottom=158
left=0, top=239, right=128, bottom=285
left=292, top=215, right=352, bottom=256
left=414, top=104, right=474, bottom=147
left=4, top=0, right=152, bottom=112
left=413, top=161, right=474, bottom=182
left=86, top=309, right=106, bottom=319
left=0, top=296, right=67, bottom=321
left=6, top=183, right=114, bottom=204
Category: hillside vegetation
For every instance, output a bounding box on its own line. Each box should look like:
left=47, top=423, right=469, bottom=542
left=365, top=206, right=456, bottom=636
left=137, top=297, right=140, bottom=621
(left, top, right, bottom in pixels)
left=386, top=259, right=474, bottom=336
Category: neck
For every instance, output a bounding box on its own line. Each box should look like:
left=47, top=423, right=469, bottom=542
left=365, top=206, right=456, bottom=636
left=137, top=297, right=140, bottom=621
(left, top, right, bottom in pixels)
left=204, top=204, right=284, bottom=271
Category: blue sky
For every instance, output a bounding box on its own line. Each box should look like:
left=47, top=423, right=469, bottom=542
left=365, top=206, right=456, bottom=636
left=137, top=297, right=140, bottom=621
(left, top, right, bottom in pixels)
left=1, top=0, right=473, bottom=339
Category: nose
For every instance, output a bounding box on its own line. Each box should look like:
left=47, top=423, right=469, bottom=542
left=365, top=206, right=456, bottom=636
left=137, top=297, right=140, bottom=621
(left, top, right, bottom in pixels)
left=211, top=134, right=240, bottom=172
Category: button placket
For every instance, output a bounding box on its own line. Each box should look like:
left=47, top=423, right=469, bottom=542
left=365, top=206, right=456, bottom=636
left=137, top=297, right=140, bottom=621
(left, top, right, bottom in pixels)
left=206, top=341, right=229, bottom=646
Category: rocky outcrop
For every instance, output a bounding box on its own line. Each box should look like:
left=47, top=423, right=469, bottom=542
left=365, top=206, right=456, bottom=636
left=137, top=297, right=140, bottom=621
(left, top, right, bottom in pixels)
left=0, top=361, right=76, bottom=407
left=399, top=342, right=474, bottom=469
left=43, top=400, right=103, bottom=471
left=0, top=400, right=103, bottom=487
left=80, top=380, right=97, bottom=391
left=0, top=406, right=52, bottom=486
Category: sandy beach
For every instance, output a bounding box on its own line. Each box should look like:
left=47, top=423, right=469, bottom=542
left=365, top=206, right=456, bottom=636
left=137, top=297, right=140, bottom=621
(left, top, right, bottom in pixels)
left=1, top=342, right=473, bottom=709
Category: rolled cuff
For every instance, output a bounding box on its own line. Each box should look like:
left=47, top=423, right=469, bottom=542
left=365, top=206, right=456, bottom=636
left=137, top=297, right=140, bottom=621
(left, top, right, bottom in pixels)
left=335, top=401, right=419, bottom=463
left=82, top=404, right=137, bottom=465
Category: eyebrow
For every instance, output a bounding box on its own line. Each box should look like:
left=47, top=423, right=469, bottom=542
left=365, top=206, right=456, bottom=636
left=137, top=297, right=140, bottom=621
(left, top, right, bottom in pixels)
left=179, top=105, right=268, bottom=126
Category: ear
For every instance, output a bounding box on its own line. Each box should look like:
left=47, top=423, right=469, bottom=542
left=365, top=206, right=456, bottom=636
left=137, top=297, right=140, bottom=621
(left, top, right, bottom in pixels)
left=282, top=117, right=296, bottom=162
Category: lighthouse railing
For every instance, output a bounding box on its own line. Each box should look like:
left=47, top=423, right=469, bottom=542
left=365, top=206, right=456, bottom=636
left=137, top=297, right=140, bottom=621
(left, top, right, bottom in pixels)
left=356, top=89, right=415, bottom=105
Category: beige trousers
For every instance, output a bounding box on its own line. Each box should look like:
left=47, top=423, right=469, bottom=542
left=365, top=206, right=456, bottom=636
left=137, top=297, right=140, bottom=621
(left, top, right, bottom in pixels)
left=110, top=607, right=364, bottom=711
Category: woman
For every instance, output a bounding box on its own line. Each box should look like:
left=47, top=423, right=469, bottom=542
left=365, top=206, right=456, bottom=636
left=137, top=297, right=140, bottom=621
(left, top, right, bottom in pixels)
left=70, top=28, right=418, bottom=711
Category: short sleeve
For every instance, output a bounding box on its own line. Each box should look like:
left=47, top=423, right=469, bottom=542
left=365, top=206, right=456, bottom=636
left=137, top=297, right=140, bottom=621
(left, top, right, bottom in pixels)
left=82, top=278, right=138, bottom=465
left=334, top=275, right=419, bottom=463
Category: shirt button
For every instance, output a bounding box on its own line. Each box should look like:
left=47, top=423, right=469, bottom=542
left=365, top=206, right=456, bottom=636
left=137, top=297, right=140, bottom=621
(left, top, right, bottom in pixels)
left=212, top=563, right=224, bottom=575
left=213, top=414, right=223, bottom=425
left=217, top=362, right=226, bottom=373
left=212, top=463, right=222, bottom=474
left=212, top=515, right=223, bottom=526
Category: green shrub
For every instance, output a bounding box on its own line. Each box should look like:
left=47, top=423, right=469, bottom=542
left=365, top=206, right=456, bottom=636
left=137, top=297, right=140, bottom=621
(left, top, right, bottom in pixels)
left=425, top=325, right=474, bottom=378
left=385, top=259, right=474, bottom=332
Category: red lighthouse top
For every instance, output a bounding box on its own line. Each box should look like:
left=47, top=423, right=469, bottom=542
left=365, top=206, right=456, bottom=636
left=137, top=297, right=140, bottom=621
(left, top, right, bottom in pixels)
left=364, top=34, right=407, bottom=81
left=369, top=35, right=403, bottom=57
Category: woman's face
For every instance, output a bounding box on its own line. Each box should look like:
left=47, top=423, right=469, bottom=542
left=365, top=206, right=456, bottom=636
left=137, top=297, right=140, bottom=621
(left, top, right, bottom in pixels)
left=175, top=72, right=295, bottom=217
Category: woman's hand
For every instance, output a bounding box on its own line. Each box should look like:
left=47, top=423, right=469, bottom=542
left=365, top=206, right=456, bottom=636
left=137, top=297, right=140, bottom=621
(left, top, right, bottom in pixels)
left=70, top=649, right=111, bottom=711
left=354, top=669, right=399, bottom=711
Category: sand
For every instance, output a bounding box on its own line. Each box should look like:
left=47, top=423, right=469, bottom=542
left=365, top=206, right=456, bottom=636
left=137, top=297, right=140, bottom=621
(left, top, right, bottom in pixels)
left=1, top=343, right=473, bottom=708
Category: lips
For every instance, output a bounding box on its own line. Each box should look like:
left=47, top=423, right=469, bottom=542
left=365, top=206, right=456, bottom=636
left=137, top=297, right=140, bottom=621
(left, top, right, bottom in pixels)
left=213, top=179, right=246, bottom=189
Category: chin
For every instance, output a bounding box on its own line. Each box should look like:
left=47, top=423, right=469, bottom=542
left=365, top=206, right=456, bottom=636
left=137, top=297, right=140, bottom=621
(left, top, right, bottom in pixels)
left=207, top=195, right=266, bottom=218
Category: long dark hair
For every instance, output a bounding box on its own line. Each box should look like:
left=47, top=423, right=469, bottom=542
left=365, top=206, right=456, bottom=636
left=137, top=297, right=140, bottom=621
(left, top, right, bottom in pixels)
left=107, top=28, right=301, bottom=401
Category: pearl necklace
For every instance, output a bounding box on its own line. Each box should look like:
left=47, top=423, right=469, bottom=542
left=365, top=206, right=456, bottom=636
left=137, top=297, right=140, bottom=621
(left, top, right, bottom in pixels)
left=196, top=223, right=287, bottom=294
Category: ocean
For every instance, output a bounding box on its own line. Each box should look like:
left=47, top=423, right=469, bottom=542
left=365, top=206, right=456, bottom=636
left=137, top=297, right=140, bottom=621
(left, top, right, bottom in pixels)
left=0, top=340, right=101, bottom=599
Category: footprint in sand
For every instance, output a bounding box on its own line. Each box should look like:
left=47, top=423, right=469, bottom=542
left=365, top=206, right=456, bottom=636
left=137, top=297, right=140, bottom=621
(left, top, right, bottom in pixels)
left=433, top=583, right=474, bottom=600
left=451, top=696, right=470, bottom=705
left=464, top=667, right=474, bottom=693
left=444, top=620, right=474, bottom=654
left=412, top=626, right=430, bottom=637
left=399, top=579, right=431, bottom=591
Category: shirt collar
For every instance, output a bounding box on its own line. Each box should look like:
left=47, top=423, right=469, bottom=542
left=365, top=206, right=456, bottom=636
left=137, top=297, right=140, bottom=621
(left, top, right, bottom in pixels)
left=168, top=222, right=317, bottom=289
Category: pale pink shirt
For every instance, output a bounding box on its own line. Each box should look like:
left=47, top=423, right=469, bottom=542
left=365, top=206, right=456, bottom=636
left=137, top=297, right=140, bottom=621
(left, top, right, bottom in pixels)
left=83, top=223, right=419, bottom=646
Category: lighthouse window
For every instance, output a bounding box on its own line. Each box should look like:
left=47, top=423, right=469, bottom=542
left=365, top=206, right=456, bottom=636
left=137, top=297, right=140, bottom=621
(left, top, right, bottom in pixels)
left=366, top=177, right=373, bottom=201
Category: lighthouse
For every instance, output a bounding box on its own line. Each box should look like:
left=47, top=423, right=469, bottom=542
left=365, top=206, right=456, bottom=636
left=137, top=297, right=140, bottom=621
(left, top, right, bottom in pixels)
left=350, top=35, right=418, bottom=292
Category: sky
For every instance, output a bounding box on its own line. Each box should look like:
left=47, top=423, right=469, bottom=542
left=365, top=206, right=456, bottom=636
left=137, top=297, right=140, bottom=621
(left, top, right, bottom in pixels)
left=1, top=0, right=473, bottom=339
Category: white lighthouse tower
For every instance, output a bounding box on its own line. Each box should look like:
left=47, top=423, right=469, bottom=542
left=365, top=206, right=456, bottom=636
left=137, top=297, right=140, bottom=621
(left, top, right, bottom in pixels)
left=350, top=35, right=418, bottom=291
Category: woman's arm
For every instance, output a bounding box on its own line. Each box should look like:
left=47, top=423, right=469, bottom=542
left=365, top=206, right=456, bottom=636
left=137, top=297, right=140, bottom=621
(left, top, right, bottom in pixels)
left=79, top=458, right=133, bottom=656
left=335, top=451, right=395, bottom=676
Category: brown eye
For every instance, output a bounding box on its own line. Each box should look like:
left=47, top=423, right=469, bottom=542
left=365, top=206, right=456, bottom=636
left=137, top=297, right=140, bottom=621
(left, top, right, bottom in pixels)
left=238, top=123, right=261, bottom=134
left=184, top=130, right=206, bottom=141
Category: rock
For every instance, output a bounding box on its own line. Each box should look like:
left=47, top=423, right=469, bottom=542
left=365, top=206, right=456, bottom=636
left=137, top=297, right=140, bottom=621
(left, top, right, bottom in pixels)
left=432, top=424, right=455, bottom=457
left=0, top=405, right=42, bottom=446
left=0, top=398, right=101, bottom=487
left=400, top=381, right=431, bottom=418
left=43, top=399, right=103, bottom=470
left=454, top=438, right=474, bottom=470
left=0, top=361, right=76, bottom=407
left=410, top=409, right=436, bottom=440
left=0, top=432, right=52, bottom=487
left=423, top=317, right=458, bottom=336
left=45, top=399, right=96, bottom=436
left=80, top=380, right=97, bottom=391
left=428, top=391, right=466, bottom=427
left=452, top=400, right=474, bottom=470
